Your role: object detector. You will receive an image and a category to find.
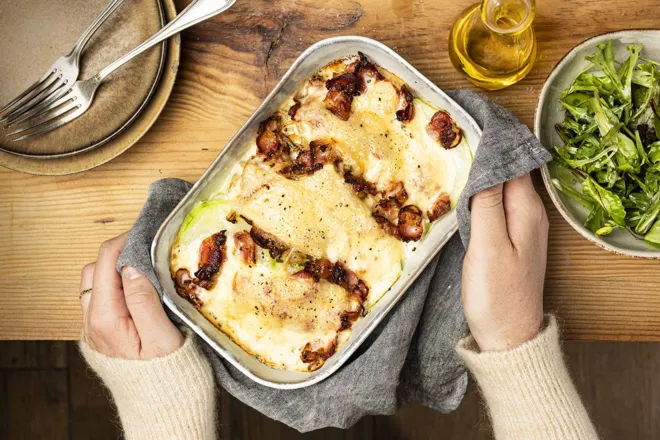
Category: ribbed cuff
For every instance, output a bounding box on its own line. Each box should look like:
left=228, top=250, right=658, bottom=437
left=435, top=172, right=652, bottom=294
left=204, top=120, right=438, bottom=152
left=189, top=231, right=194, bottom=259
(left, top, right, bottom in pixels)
left=80, top=330, right=216, bottom=440
left=457, top=316, right=598, bottom=440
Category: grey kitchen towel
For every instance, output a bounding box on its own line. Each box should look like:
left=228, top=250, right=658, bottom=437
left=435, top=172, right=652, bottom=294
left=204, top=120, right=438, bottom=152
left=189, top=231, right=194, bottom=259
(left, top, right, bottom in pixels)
left=116, top=89, right=551, bottom=432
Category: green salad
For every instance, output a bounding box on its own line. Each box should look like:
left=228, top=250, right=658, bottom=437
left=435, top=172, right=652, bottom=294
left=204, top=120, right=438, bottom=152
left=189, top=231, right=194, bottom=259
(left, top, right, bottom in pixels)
left=551, top=40, right=660, bottom=246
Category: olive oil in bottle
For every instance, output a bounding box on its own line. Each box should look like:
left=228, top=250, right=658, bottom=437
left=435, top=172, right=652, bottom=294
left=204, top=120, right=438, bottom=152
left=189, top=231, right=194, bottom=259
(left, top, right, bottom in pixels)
left=448, top=0, right=536, bottom=90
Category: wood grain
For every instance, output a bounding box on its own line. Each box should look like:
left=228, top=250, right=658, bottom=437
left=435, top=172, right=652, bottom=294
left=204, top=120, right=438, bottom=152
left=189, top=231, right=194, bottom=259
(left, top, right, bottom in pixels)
left=0, top=340, right=67, bottom=369
left=564, top=341, right=660, bottom=439
left=0, top=370, right=69, bottom=439
left=3, top=0, right=660, bottom=340
left=1, top=339, right=658, bottom=439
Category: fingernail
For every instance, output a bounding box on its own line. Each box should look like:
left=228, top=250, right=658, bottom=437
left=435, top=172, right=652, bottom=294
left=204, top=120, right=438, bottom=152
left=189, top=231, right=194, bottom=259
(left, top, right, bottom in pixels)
left=122, top=266, right=143, bottom=280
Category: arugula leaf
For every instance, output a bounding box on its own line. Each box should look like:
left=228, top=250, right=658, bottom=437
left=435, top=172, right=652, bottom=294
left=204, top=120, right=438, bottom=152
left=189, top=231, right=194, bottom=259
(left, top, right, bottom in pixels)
left=648, top=141, right=660, bottom=163
left=586, top=41, right=626, bottom=100
left=582, top=176, right=627, bottom=226
left=634, top=191, right=660, bottom=234
left=644, top=217, right=660, bottom=245
left=619, top=44, right=642, bottom=102
left=628, top=192, right=651, bottom=210
left=585, top=206, right=605, bottom=232
left=634, top=130, right=649, bottom=164
left=591, top=96, right=640, bottom=172
left=552, top=177, right=597, bottom=211
left=560, top=92, right=592, bottom=121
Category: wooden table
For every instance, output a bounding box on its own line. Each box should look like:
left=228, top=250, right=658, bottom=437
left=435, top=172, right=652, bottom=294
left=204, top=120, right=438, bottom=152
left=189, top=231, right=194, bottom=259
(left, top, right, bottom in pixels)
left=2, top=0, right=660, bottom=341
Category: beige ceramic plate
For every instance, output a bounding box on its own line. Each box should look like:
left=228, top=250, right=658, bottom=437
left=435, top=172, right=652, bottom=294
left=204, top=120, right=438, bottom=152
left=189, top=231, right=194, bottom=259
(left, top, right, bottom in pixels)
left=0, top=0, right=179, bottom=174
left=536, top=30, right=660, bottom=258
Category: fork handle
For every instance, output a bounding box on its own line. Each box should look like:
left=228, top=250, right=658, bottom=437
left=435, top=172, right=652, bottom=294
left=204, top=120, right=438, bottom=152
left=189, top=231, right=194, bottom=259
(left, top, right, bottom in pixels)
left=95, top=0, right=235, bottom=82
left=69, top=0, right=126, bottom=63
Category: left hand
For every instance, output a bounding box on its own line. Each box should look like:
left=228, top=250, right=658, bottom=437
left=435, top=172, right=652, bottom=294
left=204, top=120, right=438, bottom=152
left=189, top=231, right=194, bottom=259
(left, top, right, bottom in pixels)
left=79, top=233, right=184, bottom=359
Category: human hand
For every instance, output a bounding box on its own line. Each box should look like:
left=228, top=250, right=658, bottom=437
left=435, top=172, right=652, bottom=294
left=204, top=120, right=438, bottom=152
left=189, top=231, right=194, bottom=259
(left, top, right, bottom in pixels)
left=79, top=233, right=184, bottom=359
left=461, top=174, right=548, bottom=351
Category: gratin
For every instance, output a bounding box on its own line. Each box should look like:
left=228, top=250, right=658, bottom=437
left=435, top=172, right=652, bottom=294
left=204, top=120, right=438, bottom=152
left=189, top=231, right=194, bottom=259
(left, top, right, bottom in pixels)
left=169, top=53, right=472, bottom=372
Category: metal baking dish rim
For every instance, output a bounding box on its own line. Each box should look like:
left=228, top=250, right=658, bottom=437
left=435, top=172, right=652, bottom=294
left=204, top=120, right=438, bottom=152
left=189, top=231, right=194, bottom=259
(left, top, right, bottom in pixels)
left=152, top=35, right=482, bottom=389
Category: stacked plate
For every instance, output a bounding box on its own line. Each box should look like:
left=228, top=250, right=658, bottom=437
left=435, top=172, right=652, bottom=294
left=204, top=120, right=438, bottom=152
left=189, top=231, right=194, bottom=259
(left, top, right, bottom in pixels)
left=0, top=0, right=179, bottom=175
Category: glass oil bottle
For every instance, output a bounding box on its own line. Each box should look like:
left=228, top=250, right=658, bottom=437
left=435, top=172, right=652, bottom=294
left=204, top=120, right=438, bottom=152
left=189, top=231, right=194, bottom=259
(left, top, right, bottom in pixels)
left=448, top=0, right=537, bottom=90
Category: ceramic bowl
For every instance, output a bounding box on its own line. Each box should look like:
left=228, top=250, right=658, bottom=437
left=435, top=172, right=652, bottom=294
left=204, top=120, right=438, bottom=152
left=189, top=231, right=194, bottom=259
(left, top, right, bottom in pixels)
left=536, top=30, right=660, bottom=258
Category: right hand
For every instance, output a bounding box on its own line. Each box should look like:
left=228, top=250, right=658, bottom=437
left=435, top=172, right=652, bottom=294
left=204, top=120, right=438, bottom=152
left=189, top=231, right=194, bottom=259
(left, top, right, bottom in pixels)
left=79, top=233, right=184, bottom=359
left=461, top=174, right=549, bottom=351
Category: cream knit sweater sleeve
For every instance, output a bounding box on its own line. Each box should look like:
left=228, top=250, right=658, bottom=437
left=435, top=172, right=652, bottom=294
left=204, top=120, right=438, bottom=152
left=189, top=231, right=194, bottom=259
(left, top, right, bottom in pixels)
left=81, top=317, right=597, bottom=440
left=457, top=316, right=598, bottom=439
left=80, top=331, right=216, bottom=440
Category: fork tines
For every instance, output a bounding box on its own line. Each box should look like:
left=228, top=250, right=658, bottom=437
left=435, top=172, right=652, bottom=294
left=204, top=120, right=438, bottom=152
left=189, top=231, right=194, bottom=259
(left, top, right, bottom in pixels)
left=0, top=68, right=68, bottom=123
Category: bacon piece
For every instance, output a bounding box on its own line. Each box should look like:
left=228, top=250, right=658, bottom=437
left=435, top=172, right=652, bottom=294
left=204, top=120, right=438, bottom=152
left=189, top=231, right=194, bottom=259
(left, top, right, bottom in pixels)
left=343, top=170, right=378, bottom=197
left=195, top=231, right=227, bottom=289
left=326, top=72, right=357, bottom=94
left=373, top=197, right=400, bottom=224
left=426, top=110, right=463, bottom=149
left=256, top=116, right=282, bottom=159
left=302, top=258, right=369, bottom=302
left=355, top=52, right=384, bottom=94
left=324, top=73, right=358, bottom=121
left=372, top=182, right=409, bottom=238
left=330, top=262, right=369, bottom=302
left=294, top=149, right=317, bottom=170
left=288, top=98, right=301, bottom=119
left=396, top=85, right=415, bottom=122
left=373, top=215, right=400, bottom=238
left=324, top=90, right=353, bottom=121
left=301, top=339, right=337, bottom=371
left=339, top=308, right=364, bottom=331
left=398, top=205, right=424, bottom=242
left=256, top=116, right=293, bottom=166
left=233, top=231, right=256, bottom=265
left=303, top=258, right=334, bottom=281
left=382, top=181, right=408, bottom=205
left=310, top=140, right=340, bottom=164
left=250, top=226, right=289, bottom=260
left=279, top=140, right=339, bottom=179
left=351, top=279, right=369, bottom=303
left=173, top=268, right=203, bottom=308
left=428, top=192, right=451, bottom=222
left=299, top=257, right=371, bottom=334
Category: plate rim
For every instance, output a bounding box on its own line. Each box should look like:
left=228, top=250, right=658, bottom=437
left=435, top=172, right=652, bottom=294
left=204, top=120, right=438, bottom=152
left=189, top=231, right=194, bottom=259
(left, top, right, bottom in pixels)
left=536, top=28, right=660, bottom=259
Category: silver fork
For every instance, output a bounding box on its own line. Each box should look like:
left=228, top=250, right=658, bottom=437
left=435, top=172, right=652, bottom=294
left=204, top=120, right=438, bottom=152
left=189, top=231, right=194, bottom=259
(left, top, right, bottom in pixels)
left=5, top=0, right=236, bottom=141
left=0, top=0, right=125, bottom=124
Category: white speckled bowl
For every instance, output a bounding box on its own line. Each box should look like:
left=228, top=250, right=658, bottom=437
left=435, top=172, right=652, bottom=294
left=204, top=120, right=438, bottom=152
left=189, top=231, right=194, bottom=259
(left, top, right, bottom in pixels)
left=536, top=30, right=660, bottom=258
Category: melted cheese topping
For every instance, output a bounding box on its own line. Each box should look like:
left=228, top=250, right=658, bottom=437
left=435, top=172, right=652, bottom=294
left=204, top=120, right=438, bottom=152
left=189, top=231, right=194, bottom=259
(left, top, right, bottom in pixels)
left=170, top=205, right=359, bottom=371
left=170, top=55, right=473, bottom=372
left=282, top=62, right=472, bottom=214
left=229, top=159, right=404, bottom=304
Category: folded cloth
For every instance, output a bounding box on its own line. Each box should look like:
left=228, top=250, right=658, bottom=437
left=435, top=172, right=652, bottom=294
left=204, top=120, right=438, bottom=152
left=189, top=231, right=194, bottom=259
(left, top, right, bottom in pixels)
left=116, top=90, right=551, bottom=432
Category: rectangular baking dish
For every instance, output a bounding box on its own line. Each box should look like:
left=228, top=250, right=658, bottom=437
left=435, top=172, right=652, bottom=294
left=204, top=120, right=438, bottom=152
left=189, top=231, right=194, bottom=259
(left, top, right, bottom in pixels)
left=151, top=36, right=481, bottom=389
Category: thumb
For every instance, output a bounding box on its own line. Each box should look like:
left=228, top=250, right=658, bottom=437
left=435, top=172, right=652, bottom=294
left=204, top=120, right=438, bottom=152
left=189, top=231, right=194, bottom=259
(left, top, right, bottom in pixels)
left=469, top=183, right=510, bottom=248
left=121, top=266, right=183, bottom=357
